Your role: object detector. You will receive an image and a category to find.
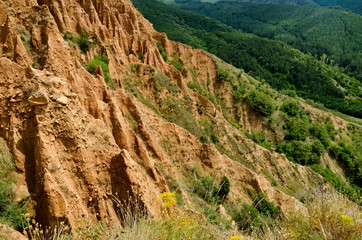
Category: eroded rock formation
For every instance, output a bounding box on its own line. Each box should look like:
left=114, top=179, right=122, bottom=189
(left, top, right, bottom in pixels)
left=0, top=0, right=333, bottom=229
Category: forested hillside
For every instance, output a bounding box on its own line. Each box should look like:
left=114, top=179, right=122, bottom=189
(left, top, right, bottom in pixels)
left=133, top=0, right=362, bottom=117
left=314, top=0, right=362, bottom=14
left=177, top=1, right=362, bottom=82
left=169, top=0, right=362, bottom=14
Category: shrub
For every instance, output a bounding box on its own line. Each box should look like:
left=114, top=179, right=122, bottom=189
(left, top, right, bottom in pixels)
left=229, top=193, right=280, bottom=233
left=245, top=131, right=273, bottom=149
left=63, top=32, right=76, bottom=42
left=252, top=193, right=279, bottom=217
left=309, top=123, right=331, bottom=147
left=277, top=140, right=320, bottom=165
left=187, top=81, right=203, bottom=94
left=230, top=203, right=263, bottom=232
left=284, top=117, right=309, bottom=141
left=78, top=32, right=90, bottom=54
left=17, top=27, right=32, bottom=52
left=64, top=31, right=91, bottom=54
left=190, top=170, right=231, bottom=204
left=86, top=55, right=112, bottom=85
left=280, top=100, right=304, bottom=117
left=311, top=140, right=325, bottom=156
left=329, top=142, right=362, bottom=187
left=170, top=54, right=183, bottom=72
left=246, top=89, right=275, bottom=116
left=159, top=192, right=177, bottom=216
left=215, top=176, right=230, bottom=203
left=217, top=69, right=229, bottom=81
left=0, top=138, right=30, bottom=231
left=192, top=175, right=218, bottom=203
left=203, top=206, right=232, bottom=230
left=310, top=165, right=361, bottom=200
left=233, top=87, right=246, bottom=101
left=157, top=42, right=168, bottom=61
left=152, top=72, right=180, bottom=94
left=138, top=53, right=145, bottom=61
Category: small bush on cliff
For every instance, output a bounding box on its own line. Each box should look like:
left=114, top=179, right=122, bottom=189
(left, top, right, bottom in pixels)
left=246, top=88, right=275, bottom=116
left=280, top=100, right=304, bottom=117
left=190, top=169, right=231, bottom=204
left=158, top=192, right=178, bottom=216
left=229, top=192, right=280, bottom=233
left=170, top=53, right=183, bottom=72
left=64, top=31, right=91, bottom=54
left=17, top=27, right=32, bottom=52
left=87, top=55, right=115, bottom=88
left=203, top=206, right=232, bottom=230
left=192, top=174, right=218, bottom=203
left=157, top=41, right=168, bottom=61
left=215, top=176, right=231, bottom=203
left=277, top=140, right=320, bottom=165
left=230, top=203, right=263, bottom=232
left=245, top=131, right=273, bottom=149
left=217, top=69, right=230, bottom=81
left=78, top=32, right=91, bottom=54
left=0, top=138, right=29, bottom=231
left=252, top=193, right=279, bottom=217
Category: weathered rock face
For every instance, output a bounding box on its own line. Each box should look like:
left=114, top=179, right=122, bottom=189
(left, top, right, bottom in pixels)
left=0, top=224, right=28, bottom=240
left=0, top=0, right=330, bottom=229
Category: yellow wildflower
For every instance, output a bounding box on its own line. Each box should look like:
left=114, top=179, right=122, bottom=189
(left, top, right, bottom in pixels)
left=340, top=214, right=354, bottom=226
left=159, top=192, right=177, bottom=215
left=227, top=236, right=242, bottom=240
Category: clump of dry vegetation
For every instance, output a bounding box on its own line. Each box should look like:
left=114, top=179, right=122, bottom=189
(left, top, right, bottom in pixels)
left=24, top=188, right=361, bottom=240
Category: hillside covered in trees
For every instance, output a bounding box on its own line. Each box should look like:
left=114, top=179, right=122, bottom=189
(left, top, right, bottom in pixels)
left=169, top=0, right=362, bottom=15
left=132, top=0, right=362, bottom=118
left=175, top=0, right=362, bottom=82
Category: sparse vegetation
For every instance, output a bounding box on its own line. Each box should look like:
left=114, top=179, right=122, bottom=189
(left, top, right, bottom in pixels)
left=170, top=53, right=183, bottom=72
left=157, top=41, right=168, bottom=62
left=86, top=54, right=117, bottom=88
left=0, top=138, right=30, bottom=231
left=203, top=206, right=232, bottom=230
left=245, top=131, right=273, bottom=149
left=229, top=192, right=280, bottom=233
left=283, top=189, right=362, bottom=240
left=17, top=27, right=32, bottom=52
left=64, top=31, right=91, bottom=54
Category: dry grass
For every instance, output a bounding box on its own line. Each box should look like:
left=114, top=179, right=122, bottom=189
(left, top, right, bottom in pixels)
left=282, top=188, right=362, bottom=240
left=24, top=189, right=361, bottom=240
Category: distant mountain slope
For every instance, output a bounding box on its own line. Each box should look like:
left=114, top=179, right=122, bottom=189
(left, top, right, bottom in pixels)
left=166, top=0, right=362, bottom=14
left=133, top=0, right=362, bottom=118
left=314, top=0, right=362, bottom=14
left=177, top=1, right=362, bottom=82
